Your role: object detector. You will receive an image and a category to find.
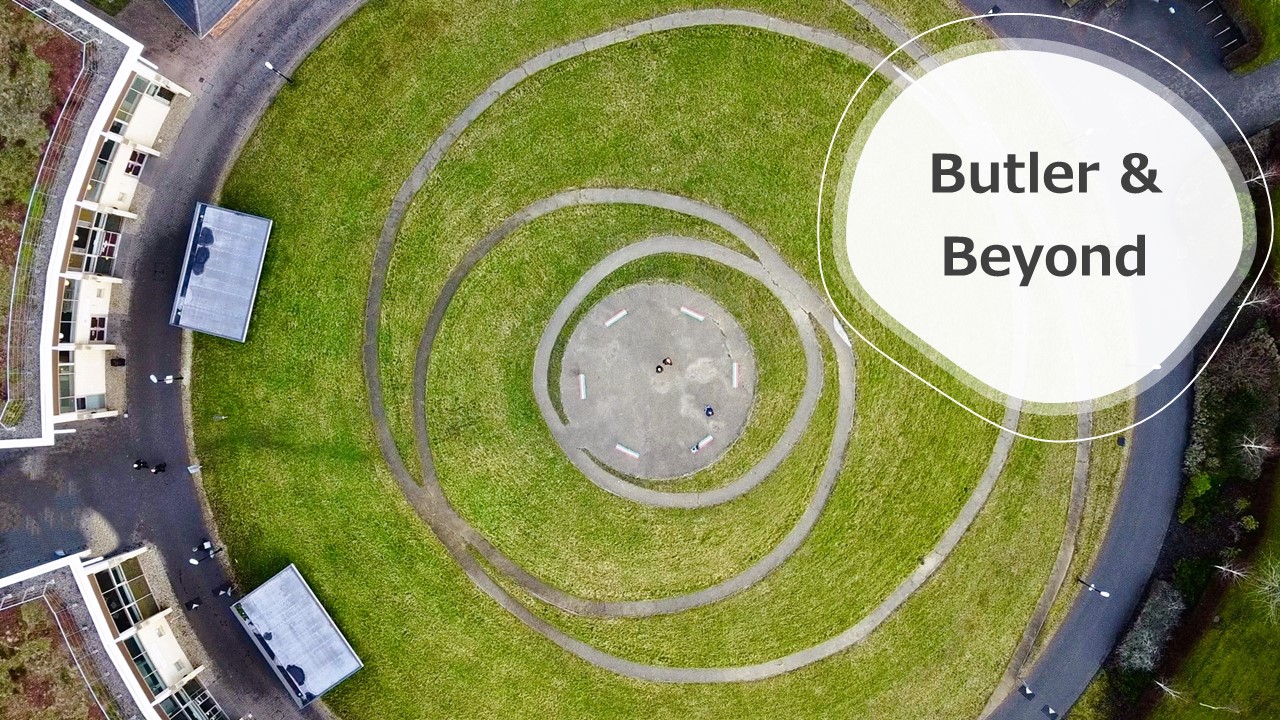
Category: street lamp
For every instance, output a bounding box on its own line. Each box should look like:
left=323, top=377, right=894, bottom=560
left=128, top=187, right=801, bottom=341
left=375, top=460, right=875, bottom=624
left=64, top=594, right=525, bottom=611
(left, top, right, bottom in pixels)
left=264, top=61, right=294, bottom=84
left=1076, top=576, right=1111, bottom=598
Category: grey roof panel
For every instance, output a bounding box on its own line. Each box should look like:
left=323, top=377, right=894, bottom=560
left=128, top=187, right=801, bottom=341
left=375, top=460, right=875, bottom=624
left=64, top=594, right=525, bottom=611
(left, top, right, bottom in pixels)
left=170, top=203, right=271, bottom=342
left=159, top=0, right=242, bottom=37
left=233, top=565, right=363, bottom=708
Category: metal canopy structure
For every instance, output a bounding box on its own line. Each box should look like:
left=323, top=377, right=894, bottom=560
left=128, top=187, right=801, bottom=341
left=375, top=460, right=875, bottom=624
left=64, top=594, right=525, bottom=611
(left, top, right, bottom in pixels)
left=170, top=203, right=271, bottom=342
left=232, top=564, right=362, bottom=708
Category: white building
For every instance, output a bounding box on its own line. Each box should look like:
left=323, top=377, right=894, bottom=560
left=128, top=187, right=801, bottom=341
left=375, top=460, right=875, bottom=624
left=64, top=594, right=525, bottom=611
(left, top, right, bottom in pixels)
left=53, top=59, right=188, bottom=422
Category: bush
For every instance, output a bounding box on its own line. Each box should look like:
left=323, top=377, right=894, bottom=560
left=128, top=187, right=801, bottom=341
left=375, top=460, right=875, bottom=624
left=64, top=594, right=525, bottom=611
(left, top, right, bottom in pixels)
left=1116, top=580, right=1185, bottom=673
left=1182, top=325, right=1280, bottom=523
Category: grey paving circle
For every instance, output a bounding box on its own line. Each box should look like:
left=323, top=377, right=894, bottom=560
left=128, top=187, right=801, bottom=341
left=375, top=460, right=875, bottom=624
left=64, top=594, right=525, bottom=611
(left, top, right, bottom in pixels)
left=559, top=283, right=756, bottom=480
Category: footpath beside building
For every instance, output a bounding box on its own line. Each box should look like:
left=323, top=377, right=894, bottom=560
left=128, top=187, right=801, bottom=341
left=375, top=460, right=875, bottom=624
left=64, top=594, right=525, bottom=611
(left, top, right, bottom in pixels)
left=0, top=549, right=233, bottom=720
left=2, top=0, right=188, bottom=447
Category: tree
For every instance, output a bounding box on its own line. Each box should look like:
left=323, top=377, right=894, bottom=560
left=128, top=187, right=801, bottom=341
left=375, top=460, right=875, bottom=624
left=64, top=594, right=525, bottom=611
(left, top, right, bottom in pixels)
left=1250, top=554, right=1280, bottom=622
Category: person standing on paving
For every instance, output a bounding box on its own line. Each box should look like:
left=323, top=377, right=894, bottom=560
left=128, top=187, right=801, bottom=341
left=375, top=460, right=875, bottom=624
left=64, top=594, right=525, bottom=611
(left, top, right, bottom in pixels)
left=133, top=459, right=148, bottom=470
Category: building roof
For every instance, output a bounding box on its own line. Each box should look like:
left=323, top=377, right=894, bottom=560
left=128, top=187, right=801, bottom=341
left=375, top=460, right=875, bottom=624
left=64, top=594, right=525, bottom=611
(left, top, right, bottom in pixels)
left=232, top=565, right=362, bottom=708
left=170, top=203, right=271, bottom=342
left=159, top=0, right=241, bottom=37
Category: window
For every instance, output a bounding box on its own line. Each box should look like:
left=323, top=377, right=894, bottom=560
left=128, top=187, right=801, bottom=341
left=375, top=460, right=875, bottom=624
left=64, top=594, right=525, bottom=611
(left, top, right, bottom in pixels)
left=93, top=558, right=158, bottom=633
left=85, top=139, right=118, bottom=203
left=158, top=679, right=228, bottom=720
left=123, top=636, right=166, bottom=695
left=58, top=280, right=78, bottom=344
left=71, top=210, right=122, bottom=275
left=124, top=150, right=146, bottom=177
left=57, top=351, right=74, bottom=414
left=111, top=76, right=177, bottom=136
left=89, top=316, right=107, bottom=342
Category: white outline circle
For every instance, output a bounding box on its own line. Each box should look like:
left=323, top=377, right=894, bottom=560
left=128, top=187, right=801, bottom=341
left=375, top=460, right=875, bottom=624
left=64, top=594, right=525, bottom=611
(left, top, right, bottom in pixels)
left=816, top=12, right=1273, bottom=444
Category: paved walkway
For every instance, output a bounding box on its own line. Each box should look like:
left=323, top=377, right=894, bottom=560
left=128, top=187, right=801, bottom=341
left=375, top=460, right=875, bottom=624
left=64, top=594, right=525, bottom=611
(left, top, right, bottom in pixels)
left=534, top=232, right=826, bottom=508
left=359, top=11, right=1028, bottom=681
left=983, top=408, right=1094, bottom=717
left=0, top=0, right=365, bottom=718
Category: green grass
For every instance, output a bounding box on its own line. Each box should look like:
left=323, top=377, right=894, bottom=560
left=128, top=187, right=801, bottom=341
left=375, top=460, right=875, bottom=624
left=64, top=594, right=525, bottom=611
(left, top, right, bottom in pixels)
left=426, top=206, right=820, bottom=598
left=865, top=0, right=988, bottom=52
left=197, top=0, right=1095, bottom=716
left=1146, top=463, right=1280, bottom=718
left=1033, top=400, right=1134, bottom=657
left=82, top=0, right=130, bottom=15
left=1236, top=0, right=1280, bottom=73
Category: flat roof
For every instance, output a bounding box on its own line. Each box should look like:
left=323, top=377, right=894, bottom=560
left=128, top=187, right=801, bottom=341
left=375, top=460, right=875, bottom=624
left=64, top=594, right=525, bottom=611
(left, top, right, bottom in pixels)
left=232, top=564, right=362, bottom=708
left=170, top=203, right=271, bottom=342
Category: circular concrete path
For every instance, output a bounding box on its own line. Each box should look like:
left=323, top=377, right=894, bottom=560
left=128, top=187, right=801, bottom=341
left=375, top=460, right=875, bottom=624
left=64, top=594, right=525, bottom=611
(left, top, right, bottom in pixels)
left=361, top=11, right=1023, bottom=682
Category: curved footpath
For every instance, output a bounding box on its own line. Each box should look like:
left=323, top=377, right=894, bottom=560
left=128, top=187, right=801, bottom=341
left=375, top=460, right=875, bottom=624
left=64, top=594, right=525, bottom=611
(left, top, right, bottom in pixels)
left=0, top=1, right=365, bottom=718
left=967, top=3, right=1255, bottom=718
left=0, top=0, right=1227, bottom=716
left=360, top=12, right=1032, bottom=682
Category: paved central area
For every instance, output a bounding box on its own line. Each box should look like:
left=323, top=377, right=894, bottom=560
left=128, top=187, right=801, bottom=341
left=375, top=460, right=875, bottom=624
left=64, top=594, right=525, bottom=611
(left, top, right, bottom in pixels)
left=559, top=283, right=755, bottom=480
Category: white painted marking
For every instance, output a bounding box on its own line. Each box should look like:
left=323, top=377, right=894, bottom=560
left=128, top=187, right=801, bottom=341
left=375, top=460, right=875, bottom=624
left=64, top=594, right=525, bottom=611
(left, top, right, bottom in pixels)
left=604, top=309, right=628, bottom=327
left=732, top=362, right=739, bottom=388
left=698, top=435, right=713, bottom=450
left=578, top=374, right=587, bottom=400
left=615, top=444, right=639, bottom=459
left=679, top=306, right=705, bottom=321
left=833, top=318, right=852, bottom=348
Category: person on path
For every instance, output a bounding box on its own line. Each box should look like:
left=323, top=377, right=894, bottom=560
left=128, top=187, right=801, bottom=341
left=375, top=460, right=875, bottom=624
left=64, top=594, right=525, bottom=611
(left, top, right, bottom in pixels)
left=133, top=459, right=148, bottom=470
left=150, top=463, right=167, bottom=474
left=705, top=406, right=714, bottom=418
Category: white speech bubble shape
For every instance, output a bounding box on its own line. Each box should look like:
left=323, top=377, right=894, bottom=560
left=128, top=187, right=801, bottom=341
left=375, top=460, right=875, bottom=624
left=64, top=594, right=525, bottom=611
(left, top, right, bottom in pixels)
left=817, top=15, right=1271, bottom=443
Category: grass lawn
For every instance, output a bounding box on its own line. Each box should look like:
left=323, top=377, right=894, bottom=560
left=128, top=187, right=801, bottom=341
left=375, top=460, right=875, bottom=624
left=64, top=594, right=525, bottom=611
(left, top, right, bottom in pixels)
left=82, top=0, right=130, bottom=15
left=1034, top=400, right=1134, bottom=656
left=1146, top=462, right=1280, bottom=718
left=1236, top=0, right=1280, bottom=73
left=196, top=0, right=1097, bottom=716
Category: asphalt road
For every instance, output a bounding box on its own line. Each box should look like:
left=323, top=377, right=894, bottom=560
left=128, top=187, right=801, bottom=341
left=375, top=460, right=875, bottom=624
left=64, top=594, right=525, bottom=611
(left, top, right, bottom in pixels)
left=989, top=358, right=1191, bottom=719
left=0, top=0, right=1264, bottom=717
left=955, top=0, right=1280, bottom=138
left=0, top=0, right=361, bottom=717
left=961, top=3, right=1270, bottom=718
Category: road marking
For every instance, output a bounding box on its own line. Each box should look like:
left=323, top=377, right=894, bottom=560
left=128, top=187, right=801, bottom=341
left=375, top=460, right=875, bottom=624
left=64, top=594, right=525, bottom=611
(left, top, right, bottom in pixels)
left=604, top=309, right=628, bottom=327
left=679, top=306, right=705, bottom=321
left=614, top=444, right=639, bottom=459
left=579, top=374, right=587, bottom=400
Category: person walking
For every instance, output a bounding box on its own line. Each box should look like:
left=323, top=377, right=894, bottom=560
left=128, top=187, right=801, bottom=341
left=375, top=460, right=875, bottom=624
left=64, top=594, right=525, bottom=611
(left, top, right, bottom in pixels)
left=132, top=459, right=148, bottom=470
left=150, top=463, right=167, bottom=475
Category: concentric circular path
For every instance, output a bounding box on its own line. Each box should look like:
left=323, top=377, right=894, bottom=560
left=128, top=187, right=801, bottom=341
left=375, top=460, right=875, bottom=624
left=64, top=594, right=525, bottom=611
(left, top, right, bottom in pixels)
left=360, top=10, right=1023, bottom=682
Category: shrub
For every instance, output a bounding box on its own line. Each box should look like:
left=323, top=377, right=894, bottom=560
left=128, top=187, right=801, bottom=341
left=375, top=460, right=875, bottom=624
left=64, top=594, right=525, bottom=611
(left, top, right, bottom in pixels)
left=1181, top=325, right=1280, bottom=523
left=1116, top=580, right=1186, bottom=673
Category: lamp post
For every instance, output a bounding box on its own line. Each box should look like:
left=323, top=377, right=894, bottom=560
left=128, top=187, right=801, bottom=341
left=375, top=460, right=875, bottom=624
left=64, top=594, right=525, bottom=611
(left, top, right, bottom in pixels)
left=1076, top=576, right=1111, bottom=598
left=264, top=61, right=294, bottom=84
